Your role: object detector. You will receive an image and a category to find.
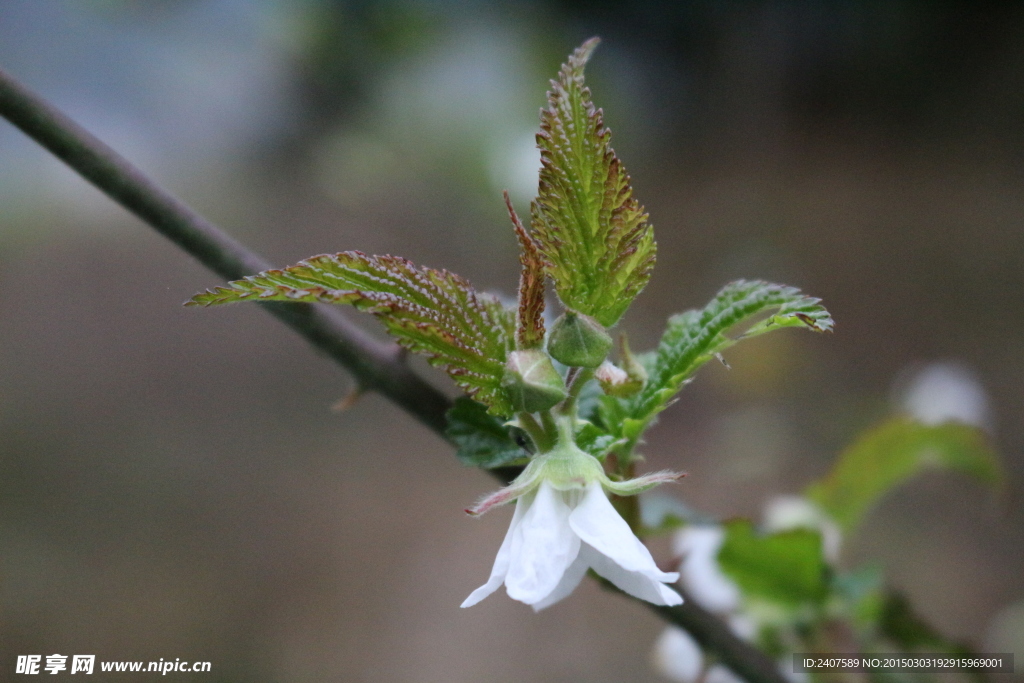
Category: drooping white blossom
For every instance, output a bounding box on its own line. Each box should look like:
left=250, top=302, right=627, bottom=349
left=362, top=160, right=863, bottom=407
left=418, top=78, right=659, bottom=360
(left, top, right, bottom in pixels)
left=462, top=441, right=683, bottom=611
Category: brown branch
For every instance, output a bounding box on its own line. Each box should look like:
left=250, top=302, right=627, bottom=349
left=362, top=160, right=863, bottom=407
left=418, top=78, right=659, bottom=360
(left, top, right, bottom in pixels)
left=651, top=591, right=789, bottom=683
left=0, top=65, right=451, bottom=435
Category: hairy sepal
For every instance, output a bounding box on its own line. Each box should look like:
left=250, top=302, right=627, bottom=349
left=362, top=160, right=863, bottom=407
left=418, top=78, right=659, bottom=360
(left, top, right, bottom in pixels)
left=188, top=251, right=516, bottom=415
left=530, top=38, right=656, bottom=327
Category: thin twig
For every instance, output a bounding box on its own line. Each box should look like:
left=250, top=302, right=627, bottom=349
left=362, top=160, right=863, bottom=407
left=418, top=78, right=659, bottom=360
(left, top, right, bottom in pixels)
left=651, top=592, right=789, bottom=683
left=0, top=64, right=784, bottom=683
left=0, top=65, right=451, bottom=435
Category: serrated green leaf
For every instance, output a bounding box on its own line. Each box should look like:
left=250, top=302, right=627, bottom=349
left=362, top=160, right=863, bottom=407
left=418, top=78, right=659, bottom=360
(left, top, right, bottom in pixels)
left=445, top=397, right=526, bottom=469
left=626, top=280, right=833, bottom=432
left=189, top=251, right=516, bottom=415
left=530, top=38, right=656, bottom=327
left=806, top=418, right=1002, bottom=533
left=718, top=519, right=829, bottom=608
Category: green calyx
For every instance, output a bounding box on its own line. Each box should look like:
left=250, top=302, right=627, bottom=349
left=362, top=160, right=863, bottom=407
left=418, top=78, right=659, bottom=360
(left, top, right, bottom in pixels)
left=547, top=311, right=613, bottom=368
left=464, top=411, right=685, bottom=517
left=507, top=413, right=683, bottom=497
left=521, top=438, right=608, bottom=491
left=501, top=349, right=567, bottom=413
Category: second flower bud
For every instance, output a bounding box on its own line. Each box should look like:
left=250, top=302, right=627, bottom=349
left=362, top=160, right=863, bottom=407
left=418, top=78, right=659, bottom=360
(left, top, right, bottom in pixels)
left=547, top=312, right=613, bottom=368
left=502, top=349, right=567, bottom=413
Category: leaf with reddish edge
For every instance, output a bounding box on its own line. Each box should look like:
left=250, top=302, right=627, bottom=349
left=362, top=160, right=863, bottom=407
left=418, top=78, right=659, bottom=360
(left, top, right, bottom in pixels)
left=505, top=191, right=546, bottom=350
left=529, top=38, right=656, bottom=327
left=189, top=251, right=516, bottom=415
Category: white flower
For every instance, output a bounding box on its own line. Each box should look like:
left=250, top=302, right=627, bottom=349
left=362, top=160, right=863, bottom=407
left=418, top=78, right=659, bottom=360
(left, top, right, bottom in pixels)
left=673, top=525, right=741, bottom=613
left=653, top=626, right=704, bottom=683
left=705, top=664, right=748, bottom=683
left=762, top=495, right=842, bottom=564
left=896, top=361, right=990, bottom=429
left=462, top=479, right=683, bottom=610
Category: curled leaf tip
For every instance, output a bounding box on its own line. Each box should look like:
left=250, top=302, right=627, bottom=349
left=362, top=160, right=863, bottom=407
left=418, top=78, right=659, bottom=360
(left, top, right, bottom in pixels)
left=571, top=37, right=601, bottom=69
left=795, top=312, right=832, bottom=332
left=506, top=191, right=547, bottom=349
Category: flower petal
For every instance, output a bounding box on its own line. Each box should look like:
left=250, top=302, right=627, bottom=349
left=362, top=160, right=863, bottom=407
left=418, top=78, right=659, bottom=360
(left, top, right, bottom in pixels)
left=582, top=543, right=683, bottom=606
left=460, top=496, right=528, bottom=608
left=673, top=526, right=740, bottom=613
left=569, top=481, right=677, bottom=581
left=529, top=550, right=589, bottom=612
left=504, top=480, right=582, bottom=605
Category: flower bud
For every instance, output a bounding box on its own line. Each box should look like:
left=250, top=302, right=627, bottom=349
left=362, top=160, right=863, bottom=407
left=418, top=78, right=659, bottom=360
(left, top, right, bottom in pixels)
left=595, top=360, right=643, bottom=398
left=546, top=312, right=613, bottom=368
left=502, top=349, right=567, bottom=413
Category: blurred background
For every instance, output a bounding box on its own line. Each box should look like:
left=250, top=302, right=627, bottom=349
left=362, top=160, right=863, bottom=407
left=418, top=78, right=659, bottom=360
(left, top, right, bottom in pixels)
left=1, top=1, right=1022, bottom=681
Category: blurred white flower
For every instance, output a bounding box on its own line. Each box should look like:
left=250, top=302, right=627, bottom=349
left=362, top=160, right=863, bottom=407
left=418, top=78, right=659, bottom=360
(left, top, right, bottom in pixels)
left=705, top=664, right=746, bottom=683
left=673, top=525, right=741, bottom=613
left=652, top=625, right=799, bottom=683
left=762, top=495, right=842, bottom=564
left=653, top=626, right=703, bottom=683
left=653, top=625, right=794, bottom=683
left=658, top=504, right=827, bottom=682
left=896, top=362, right=990, bottom=429
left=726, top=614, right=758, bottom=641
left=462, top=480, right=682, bottom=610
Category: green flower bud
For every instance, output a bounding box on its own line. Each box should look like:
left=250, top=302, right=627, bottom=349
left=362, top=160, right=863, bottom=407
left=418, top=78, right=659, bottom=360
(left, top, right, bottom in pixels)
left=546, top=312, right=613, bottom=368
left=501, top=349, right=567, bottom=413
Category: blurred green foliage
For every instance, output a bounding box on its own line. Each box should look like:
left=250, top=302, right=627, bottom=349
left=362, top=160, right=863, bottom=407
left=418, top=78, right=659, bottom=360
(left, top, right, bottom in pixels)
left=807, top=418, right=1003, bottom=533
